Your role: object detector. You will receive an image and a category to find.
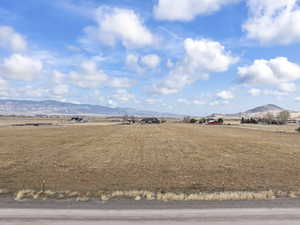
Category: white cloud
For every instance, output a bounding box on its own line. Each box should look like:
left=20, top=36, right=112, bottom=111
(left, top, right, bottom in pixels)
left=295, top=96, right=300, bottom=102
left=209, top=100, right=230, bottom=106
left=141, top=54, right=161, bottom=69
left=167, top=59, right=174, bottom=68
left=216, top=90, right=235, bottom=100
left=125, top=53, right=161, bottom=73
left=70, top=61, right=109, bottom=88
left=248, top=88, right=261, bottom=96
left=125, top=54, right=143, bottom=73
left=177, top=98, right=190, bottom=104
left=262, top=89, right=289, bottom=97
left=145, top=98, right=158, bottom=104
left=112, top=89, right=134, bottom=102
left=154, top=0, right=238, bottom=21
left=17, top=85, right=50, bottom=98
left=53, top=70, right=66, bottom=84
left=0, top=54, right=43, bottom=81
left=238, top=57, right=300, bottom=93
left=83, top=6, right=154, bottom=48
left=52, top=84, right=69, bottom=97
left=153, top=38, right=237, bottom=94
left=177, top=98, right=206, bottom=105
left=244, top=0, right=300, bottom=45
left=0, top=78, right=8, bottom=97
left=70, top=61, right=132, bottom=89
left=0, top=26, right=27, bottom=52
left=109, top=77, right=133, bottom=88
left=278, top=82, right=297, bottom=93
left=248, top=88, right=290, bottom=97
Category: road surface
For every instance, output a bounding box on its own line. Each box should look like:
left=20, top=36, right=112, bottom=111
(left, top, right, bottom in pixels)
left=0, top=199, right=300, bottom=225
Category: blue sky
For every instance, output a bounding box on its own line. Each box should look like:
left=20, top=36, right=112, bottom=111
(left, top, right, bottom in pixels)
left=0, top=0, right=300, bottom=115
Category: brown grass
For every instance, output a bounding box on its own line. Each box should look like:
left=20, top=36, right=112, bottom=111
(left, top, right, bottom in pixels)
left=1, top=123, right=300, bottom=199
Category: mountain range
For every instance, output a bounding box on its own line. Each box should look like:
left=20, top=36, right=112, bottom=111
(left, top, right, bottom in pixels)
left=0, top=99, right=298, bottom=118
left=0, top=99, right=180, bottom=117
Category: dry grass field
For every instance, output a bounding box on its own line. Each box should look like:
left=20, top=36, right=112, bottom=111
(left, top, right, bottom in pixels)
left=1, top=122, right=300, bottom=200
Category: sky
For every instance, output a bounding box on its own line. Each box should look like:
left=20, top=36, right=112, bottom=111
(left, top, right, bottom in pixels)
left=0, top=0, right=300, bottom=115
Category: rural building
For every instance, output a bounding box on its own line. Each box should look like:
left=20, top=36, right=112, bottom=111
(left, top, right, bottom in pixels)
left=141, top=117, right=160, bottom=124
left=70, top=117, right=86, bottom=123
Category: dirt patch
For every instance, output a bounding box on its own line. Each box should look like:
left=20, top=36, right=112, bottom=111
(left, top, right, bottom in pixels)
left=0, top=124, right=300, bottom=194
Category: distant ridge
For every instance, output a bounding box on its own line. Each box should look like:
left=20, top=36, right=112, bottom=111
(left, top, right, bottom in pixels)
left=0, top=99, right=181, bottom=117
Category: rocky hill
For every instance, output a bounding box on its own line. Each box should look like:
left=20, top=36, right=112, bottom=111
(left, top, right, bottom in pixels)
left=211, top=104, right=297, bottom=118
left=245, top=104, right=283, bottom=114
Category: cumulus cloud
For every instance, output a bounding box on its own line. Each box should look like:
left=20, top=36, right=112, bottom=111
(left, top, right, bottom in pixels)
left=154, top=0, right=238, bottom=21
left=145, top=98, right=159, bottom=104
left=209, top=100, right=230, bottom=106
left=248, top=88, right=261, bottom=96
left=52, top=84, right=69, bottom=97
left=125, top=53, right=161, bottom=73
left=141, top=54, right=161, bottom=69
left=0, top=78, right=8, bottom=97
left=109, top=77, right=133, bottom=88
left=177, top=98, right=206, bottom=105
left=248, top=88, right=293, bottom=97
left=0, top=54, right=43, bottom=81
left=244, top=0, right=300, bottom=45
left=112, top=89, right=134, bottom=102
left=216, top=90, right=234, bottom=99
left=69, top=61, right=133, bottom=89
left=125, top=53, right=143, bottom=73
left=0, top=26, right=27, bottom=52
left=83, top=6, right=154, bottom=48
left=238, top=57, right=300, bottom=93
left=53, top=70, right=66, bottom=84
left=153, top=38, right=238, bottom=94
left=70, top=61, right=108, bottom=88
left=278, top=82, right=297, bottom=93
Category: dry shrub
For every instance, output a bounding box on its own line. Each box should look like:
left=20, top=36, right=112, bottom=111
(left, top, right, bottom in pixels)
left=15, top=190, right=35, bottom=201
left=9, top=189, right=287, bottom=201
left=184, top=191, right=275, bottom=201
left=0, top=189, right=10, bottom=195
left=288, top=191, right=300, bottom=198
left=76, top=196, right=90, bottom=202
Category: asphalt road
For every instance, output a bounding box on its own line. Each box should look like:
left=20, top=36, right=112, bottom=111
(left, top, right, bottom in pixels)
left=1, top=199, right=300, bottom=225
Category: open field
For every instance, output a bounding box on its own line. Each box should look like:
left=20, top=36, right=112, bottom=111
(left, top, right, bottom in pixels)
left=1, top=122, right=300, bottom=200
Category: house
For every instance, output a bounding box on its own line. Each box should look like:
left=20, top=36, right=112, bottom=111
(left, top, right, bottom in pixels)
left=70, top=117, right=86, bottom=123
left=207, top=118, right=224, bottom=125
left=141, top=117, right=160, bottom=124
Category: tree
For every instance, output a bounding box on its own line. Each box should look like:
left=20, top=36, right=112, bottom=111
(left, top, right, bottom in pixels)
left=122, top=114, right=129, bottom=122
left=183, top=116, right=191, bottom=123
left=264, top=113, right=274, bottom=124
left=278, top=110, right=290, bottom=124
left=190, top=118, right=198, bottom=123
left=218, top=118, right=224, bottom=124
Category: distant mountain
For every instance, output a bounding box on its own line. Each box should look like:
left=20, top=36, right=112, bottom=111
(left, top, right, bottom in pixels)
left=245, top=104, right=283, bottom=114
left=0, top=99, right=181, bottom=117
left=210, top=104, right=292, bottom=118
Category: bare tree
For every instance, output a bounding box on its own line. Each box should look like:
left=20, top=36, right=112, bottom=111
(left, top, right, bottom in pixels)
left=264, top=112, right=274, bottom=124
left=279, top=110, right=290, bottom=124
left=183, top=116, right=191, bottom=123
left=122, top=114, right=129, bottom=122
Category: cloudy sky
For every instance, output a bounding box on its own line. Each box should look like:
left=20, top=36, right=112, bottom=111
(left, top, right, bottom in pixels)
left=0, top=0, right=300, bottom=115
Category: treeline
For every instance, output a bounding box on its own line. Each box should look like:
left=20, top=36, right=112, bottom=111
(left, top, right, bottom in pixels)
left=241, top=111, right=290, bottom=125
